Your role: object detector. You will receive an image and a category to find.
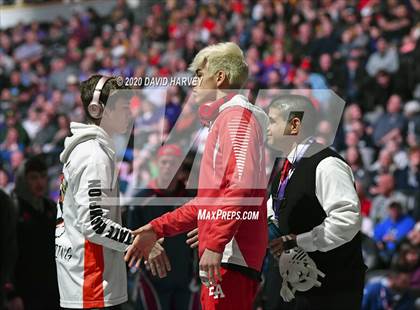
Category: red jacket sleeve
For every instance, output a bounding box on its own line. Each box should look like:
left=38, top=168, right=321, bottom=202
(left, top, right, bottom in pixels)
left=149, top=201, right=197, bottom=238
left=205, top=110, right=265, bottom=253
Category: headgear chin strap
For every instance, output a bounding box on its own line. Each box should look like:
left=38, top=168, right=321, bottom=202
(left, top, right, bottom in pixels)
left=88, top=76, right=111, bottom=119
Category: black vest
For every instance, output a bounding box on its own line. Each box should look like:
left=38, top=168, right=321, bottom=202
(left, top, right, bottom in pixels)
left=271, top=143, right=365, bottom=291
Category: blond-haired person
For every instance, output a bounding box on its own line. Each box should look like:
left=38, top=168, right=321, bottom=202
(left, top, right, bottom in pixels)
left=126, top=42, right=269, bottom=309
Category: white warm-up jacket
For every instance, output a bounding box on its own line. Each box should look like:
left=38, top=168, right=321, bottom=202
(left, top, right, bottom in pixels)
left=55, top=122, right=132, bottom=309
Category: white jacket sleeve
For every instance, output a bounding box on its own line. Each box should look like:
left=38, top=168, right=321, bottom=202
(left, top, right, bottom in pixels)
left=296, top=157, right=361, bottom=252
left=72, top=161, right=132, bottom=252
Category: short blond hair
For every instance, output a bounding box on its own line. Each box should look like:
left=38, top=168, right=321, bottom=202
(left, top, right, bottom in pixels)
left=188, top=42, right=248, bottom=88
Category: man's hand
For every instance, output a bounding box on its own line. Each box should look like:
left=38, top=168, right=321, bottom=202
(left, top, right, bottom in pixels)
left=125, top=223, right=158, bottom=268
left=186, top=227, right=198, bottom=248
left=270, top=237, right=284, bottom=258
left=270, top=234, right=297, bottom=258
left=199, top=248, right=223, bottom=286
left=145, top=238, right=171, bottom=278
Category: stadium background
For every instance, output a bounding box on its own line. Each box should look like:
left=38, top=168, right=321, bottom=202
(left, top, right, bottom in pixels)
left=0, top=0, right=420, bottom=309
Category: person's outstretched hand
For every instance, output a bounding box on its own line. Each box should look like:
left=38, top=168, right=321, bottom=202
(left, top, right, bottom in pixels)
left=145, top=238, right=171, bottom=278
left=125, top=223, right=158, bottom=268
left=186, top=227, right=199, bottom=248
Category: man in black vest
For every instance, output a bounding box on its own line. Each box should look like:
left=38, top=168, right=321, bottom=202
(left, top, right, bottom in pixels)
left=266, top=94, right=366, bottom=310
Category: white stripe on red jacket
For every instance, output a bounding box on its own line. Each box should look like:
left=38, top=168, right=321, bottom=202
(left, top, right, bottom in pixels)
left=150, top=94, right=269, bottom=272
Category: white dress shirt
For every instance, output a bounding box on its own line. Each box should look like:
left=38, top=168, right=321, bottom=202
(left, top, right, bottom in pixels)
left=269, top=142, right=362, bottom=253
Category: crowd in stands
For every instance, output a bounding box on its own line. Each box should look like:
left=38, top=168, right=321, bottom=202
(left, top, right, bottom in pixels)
left=1, top=0, right=420, bottom=309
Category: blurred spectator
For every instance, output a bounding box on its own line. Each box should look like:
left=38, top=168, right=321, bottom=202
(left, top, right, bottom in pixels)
left=110, top=0, right=134, bottom=24
left=394, top=147, right=420, bottom=191
left=352, top=120, right=375, bottom=166
left=291, top=22, right=314, bottom=63
left=385, top=139, right=409, bottom=170
left=19, top=60, right=37, bottom=88
left=8, top=71, right=28, bottom=104
left=12, top=156, right=59, bottom=309
left=48, top=58, right=75, bottom=91
left=8, top=150, right=24, bottom=177
left=31, top=112, right=57, bottom=154
left=373, top=201, right=415, bottom=264
left=369, top=149, right=397, bottom=182
left=356, top=179, right=375, bottom=239
left=165, top=86, right=183, bottom=128
left=392, top=243, right=420, bottom=290
left=362, top=267, right=415, bottom=310
left=377, top=3, right=412, bottom=42
left=311, top=15, right=339, bottom=60
left=369, top=173, right=408, bottom=224
left=59, top=75, right=80, bottom=114
left=51, top=114, right=70, bottom=148
left=356, top=179, right=372, bottom=218
left=372, top=94, right=406, bottom=147
left=408, top=222, right=420, bottom=247
left=342, top=104, right=367, bottom=136
left=0, top=127, right=24, bottom=161
left=316, top=53, right=339, bottom=92
left=0, top=110, right=30, bottom=149
left=13, top=31, right=43, bottom=63
left=405, top=100, right=420, bottom=147
left=292, top=66, right=329, bottom=91
left=361, top=70, right=396, bottom=113
left=134, top=99, right=165, bottom=144
left=345, top=146, right=372, bottom=189
left=22, top=108, right=42, bottom=140
left=0, top=167, right=13, bottom=194
left=337, top=55, right=366, bottom=102
left=366, top=36, right=399, bottom=77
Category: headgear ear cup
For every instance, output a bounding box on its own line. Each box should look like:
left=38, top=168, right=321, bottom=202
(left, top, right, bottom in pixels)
left=88, top=76, right=111, bottom=119
left=198, top=93, right=236, bottom=126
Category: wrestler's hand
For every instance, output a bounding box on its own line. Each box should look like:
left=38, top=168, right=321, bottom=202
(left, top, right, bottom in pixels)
left=125, top=223, right=157, bottom=268
left=146, top=238, right=171, bottom=278
left=199, top=248, right=222, bottom=285
left=186, top=227, right=199, bottom=248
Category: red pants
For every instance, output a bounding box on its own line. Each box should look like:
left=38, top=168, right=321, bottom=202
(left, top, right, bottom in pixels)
left=200, top=267, right=259, bottom=310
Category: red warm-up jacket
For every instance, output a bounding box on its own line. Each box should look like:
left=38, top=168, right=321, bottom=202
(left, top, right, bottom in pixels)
left=150, top=94, right=269, bottom=273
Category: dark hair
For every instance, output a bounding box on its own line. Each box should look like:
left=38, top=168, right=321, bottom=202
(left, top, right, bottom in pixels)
left=409, top=146, right=420, bottom=155
left=389, top=201, right=402, bottom=210
left=389, top=263, right=413, bottom=277
left=25, top=155, right=47, bottom=175
left=347, top=145, right=363, bottom=167
left=79, top=75, right=129, bottom=122
left=268, top=94, right=318, bottom=137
